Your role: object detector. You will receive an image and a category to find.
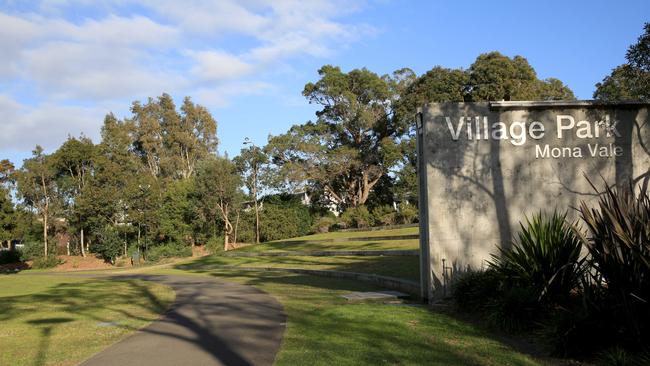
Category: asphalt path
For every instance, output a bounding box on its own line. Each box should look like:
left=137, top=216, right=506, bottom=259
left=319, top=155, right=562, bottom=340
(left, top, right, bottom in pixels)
left=78, top=274, right=286, bottom=366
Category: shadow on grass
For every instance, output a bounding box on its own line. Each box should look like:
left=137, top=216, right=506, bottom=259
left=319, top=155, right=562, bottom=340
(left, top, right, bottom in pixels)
left=177, top=254, right=421, bottom=283
left=171, top=265, right=542, bottom=366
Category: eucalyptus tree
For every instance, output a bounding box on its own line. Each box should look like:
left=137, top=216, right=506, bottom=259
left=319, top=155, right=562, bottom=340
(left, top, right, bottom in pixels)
left=52, top=136, right=97, bottom=256
left=195, top=157, right=243, bottom=248
left=234, top=143, right=268, bottom=244
left=130, top=94, right=218, bottom=180
left=0, top=159, right=15, bottom=247
left=14, top=146, right=59, bottom=256
left=266, top=65, right=412, bottom=209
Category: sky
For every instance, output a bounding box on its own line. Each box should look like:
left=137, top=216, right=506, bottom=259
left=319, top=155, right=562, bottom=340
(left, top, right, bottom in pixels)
left=1, top=0, right=649, bottom=167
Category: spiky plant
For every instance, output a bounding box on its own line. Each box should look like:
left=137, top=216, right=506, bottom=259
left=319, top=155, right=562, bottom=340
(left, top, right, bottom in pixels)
left=578, top=181, right=650, bottom=343
left=489, top=211, right=585, bottom=305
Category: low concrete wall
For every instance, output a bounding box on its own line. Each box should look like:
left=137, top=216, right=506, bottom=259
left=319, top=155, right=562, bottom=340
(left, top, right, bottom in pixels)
left=224, top=250, right=419, bottom=257
left=202, top=265, right=421, bottom=297
left=337, top=223, right=419, bottom=232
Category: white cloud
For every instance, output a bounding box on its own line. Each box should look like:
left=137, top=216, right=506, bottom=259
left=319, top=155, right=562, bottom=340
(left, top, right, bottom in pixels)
left=0, top=95, right=106, bottom=151
left=0, top=0, right=375, bottom=154
left=188, top=50, right=253, bottom=82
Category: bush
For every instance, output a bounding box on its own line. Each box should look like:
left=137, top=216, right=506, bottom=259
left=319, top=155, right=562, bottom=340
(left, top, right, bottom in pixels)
left=0, top=250, right=22, bottom=265
left=487, top=286, right=540, bottom=333
left=146, top=242, right=192, bottom=262
left=260, top=203, right=312, bottom=241
left=311, top=216, right=335, bottom=233
left=396, top=204, right=418, bottom=224
left=31, top=255, right=62, bottom=269
left=206, top=236, right=225, bottom=254
left=91, top=226, right=123, bottom=263
left=20, top=242, right=51, bottom=261
left=340, top=206, right=372, bottom=228
left=489, top=211, right=585, bottom=306
left=578, top=182, right=650, bottom=347
left=371, top=205, right=396, bottom=226
left=451, top=269, right=501, bottom=313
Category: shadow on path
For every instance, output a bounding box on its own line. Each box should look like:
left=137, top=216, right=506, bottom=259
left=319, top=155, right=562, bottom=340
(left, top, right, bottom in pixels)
left=79, top=275, right=286, bottom=366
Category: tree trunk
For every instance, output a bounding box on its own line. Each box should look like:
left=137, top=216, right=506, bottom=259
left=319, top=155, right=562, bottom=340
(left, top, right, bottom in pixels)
left=234, top=209, right=240, bottom=245
left=80, top=229, right=86, bottom=257
left=253, top=173, right=260, bottom=244
left=43, top=213, right=48, bottom=257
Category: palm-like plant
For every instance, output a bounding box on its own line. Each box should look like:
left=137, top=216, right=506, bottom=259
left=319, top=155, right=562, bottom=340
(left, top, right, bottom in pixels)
left=578, top=181, right=650, bottom=342
left=489, top=211, right=585, bottom=305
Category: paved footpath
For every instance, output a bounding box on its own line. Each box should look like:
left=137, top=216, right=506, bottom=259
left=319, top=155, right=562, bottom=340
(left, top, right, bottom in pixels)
left=78, top=274, right=286, bottom=366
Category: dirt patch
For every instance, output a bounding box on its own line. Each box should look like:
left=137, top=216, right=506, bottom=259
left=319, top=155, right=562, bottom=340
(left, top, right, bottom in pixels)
left=54, top=255, right=114, bottom=271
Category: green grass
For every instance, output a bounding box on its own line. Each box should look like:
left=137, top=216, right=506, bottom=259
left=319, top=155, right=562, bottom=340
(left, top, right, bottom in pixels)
left=0, top=274, right=175, bottom=366
left=178, top=254, right=421, bottom=282
left=152, top=265, right=548, bottom=366
left=284, top=226, right=418, bottom=241
left=237, top=238, right=419, bottom=252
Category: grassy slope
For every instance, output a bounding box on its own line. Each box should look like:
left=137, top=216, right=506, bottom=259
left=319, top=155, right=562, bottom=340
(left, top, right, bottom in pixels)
left=179, top=254, right=421, bottom=282
left=236, top=227, right=419, bottom=252
left=0, top=274, right=175, bottom=366
left=153, top=266, right=545, bottom=366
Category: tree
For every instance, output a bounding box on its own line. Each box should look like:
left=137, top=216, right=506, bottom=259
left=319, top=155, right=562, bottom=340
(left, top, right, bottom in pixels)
left=52, top=136, right=97, bottom=256
left=0, top=159, right=15, bottom=248
left=15, top=146, right=59, bottom=257
left=130, top=94, right=218, bottom=180
left=266, top=65, right=409, bottom=209
left=234, top=143, right=268, bottom=244
left=595, top=23, right=650, bottom=101
left=195, top=157, right=242, bottom=249
left=467, top=52, right=574, bottom=101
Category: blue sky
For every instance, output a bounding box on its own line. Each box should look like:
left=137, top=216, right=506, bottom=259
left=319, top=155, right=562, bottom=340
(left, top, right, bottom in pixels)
left=1, top=0, right=648, bottom=167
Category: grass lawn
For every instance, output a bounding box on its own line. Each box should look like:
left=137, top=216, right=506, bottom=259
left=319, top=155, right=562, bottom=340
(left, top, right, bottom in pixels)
left=152, top=265, right=548, bottom=366
left=237, top=238, right=419, bottom=252
left=178, top=253, right=421, bottom=282
left=281, top=226, right=418, bottom=241
left=0, top=274, right=175, bottom=366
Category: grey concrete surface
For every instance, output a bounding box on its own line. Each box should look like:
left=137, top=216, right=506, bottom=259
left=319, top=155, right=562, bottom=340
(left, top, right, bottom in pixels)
left=78, top=275, right=286, bottom=366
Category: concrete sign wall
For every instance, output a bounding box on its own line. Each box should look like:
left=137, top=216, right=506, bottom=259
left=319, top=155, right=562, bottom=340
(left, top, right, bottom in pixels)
left=417, top=101, right=650, bottom=301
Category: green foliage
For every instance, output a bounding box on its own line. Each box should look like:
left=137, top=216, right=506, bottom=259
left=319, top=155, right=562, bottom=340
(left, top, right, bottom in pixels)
left=260, top=202, right=312, bottom=242
left=206, top=236, right=225, bottom=254
left=91, top=226, right=124, bottom=263
left=396, top=204, right=418, bottom=224
left=31, top=255, right=62, bottom=269
left=0, top=250, right=21, bottom=265
left=19, top=242, right=46, bottom=261
left=451, top=270, right=501, bottom=313
left=486, top=286, right=540, bottom=333
left=340, top=206, right=372, bottom=229
left=146, top=242, right=192, bottom=262
left=578, top=182, right=650, bottom=345
left=370, top=205, right=396, bottom=226
left=595, top=23, right=650, bottom=101
left=489, top=211, right=585, bottom=305
left=311, top=216, right=336, bottom=233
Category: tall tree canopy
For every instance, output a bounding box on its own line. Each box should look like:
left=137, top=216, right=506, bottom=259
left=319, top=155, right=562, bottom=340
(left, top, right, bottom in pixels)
left=595, top=23, right=650, bottom=101
left=267, top=65, right=412, bottom=209
left=131, top=93, right=218, bottom=180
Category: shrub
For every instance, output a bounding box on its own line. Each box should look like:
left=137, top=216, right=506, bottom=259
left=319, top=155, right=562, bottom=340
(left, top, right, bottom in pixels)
left=371, top=205, right=396, bottom=226
left=20, top=242, right=51, bottom=261
left=311, top=216, right=335, bottom=233
left=578, top=182, right=650, bottom=347
left=451, top=269, right=501, bottom=313
left=146, top=242, right=192, bottom=262
left=91, top=226, right=123, bottom=263
left=340, top=206, right=372, bottom=228
left=31, top=255, right=62, bottom=269
left=489, top=211, right=585, bottom=306
left=260, top=203, right=312, bottom=241
left=206, top=236, right=225, bottom=254
left=0, top=250, right=22, bottom=265
left=396, top=204, right=418, bottom=224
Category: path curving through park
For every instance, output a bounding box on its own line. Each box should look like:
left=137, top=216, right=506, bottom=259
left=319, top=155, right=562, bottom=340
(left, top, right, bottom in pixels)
left=78, top=274, right=286, bottom=366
